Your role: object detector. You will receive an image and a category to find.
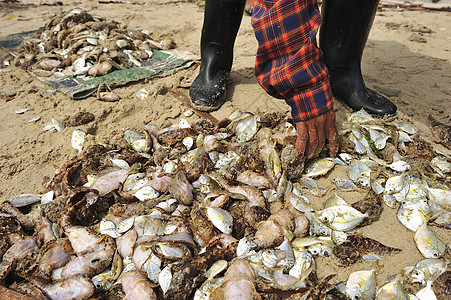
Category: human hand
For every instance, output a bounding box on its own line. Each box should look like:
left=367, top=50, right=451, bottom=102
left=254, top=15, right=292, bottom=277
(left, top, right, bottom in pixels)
left=295, top=110, right=339, bottom=159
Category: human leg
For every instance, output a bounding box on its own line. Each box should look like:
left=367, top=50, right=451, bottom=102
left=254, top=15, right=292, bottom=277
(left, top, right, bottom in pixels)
left=319, top=0, right=397, bottom=115
left=189, top=0, right=245, bottom=112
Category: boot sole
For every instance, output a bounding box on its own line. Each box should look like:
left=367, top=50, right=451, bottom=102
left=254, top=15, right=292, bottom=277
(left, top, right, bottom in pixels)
left=190, top=99, right=226, bottom=112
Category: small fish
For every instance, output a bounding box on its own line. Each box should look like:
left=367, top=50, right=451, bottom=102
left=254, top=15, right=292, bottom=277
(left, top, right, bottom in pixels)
left=304, top=211, right=331, bottom=236
left=324, top=193, right=348, bottom=209
left=316, top=205, right=369, bottom=231
left=348, top=160, right=371, bottom=188
left=375, top=274, right=408, bottom=300
left=205, top=260, right=228, bottom=279
left=206, top=207, right=233, bottom=234
left=237, top=237, right=257, bottom=257
left=393, top=121, right=418, bottom=135
left=194, top=278, right=222, bottom=300
left=286, top=192, right=311, bottom=213
left=397, top=201, right=429, bottom=232
left=331, top=230, right=348, bottom=245
left=134, top=186, right=160, bottom=201
left=71, top=129, right=86, bottom=153
left=99, top=219, right=121, bottom=238
left=415, top=281, right=437, bottom=300
left=369, top=128, right=390, bottom=150
left=410, top=258, right=447, bottom=285
left=299, top=178, right=327, bottom=195
left=333, top=178, right=358, bottom=191
left=414, top=222, right=445, bottom=258
left=122, top=173, right=148, bottom=191
left=346, top=266, right=378, bottom=300
left=371, top=178, right=386, bottom=195
left=338, top=153, right=353, bottom=164
left=7, top=193, right=41, bottom=207
left=428, top=115, right=451, bottom=149
left=348, top=110, right=375, bottom=124
left=384, top=173, right=407, bottom=195
left=430, top=156, right=451, bottom=174
left=92, top=269, right=114, bottom=291
left=27, top=116, right=41, bottom=123
left=236, top=115, right=259, bottom=143
left=388, top=160, right=410, bottom=172
left=307, top=241, right=334, bottom=257
left=159, top=266, right=172, bottom=295
left=116, top=217, right=135, bottom=234
left=289, top=248, right=315, bottom=283
left=123, top=129, right=151, bottom=153
left=304, top=158, right=335, bottom=178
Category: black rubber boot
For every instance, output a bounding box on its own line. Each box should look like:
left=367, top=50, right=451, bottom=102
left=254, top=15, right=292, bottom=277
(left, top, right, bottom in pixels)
left=189, top=0, right=245, bottom=112
left=320, top=0, right=397, bottom=115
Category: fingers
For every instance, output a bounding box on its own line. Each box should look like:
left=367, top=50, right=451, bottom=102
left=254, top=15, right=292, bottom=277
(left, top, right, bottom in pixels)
left=325, top=110, right=339, bottom=157
left=295, top=121, right=308, bottom=158
left=295, top=109, right=339, bottom=160
left=313, top=114, right=326, bottom=158
left=305, top=119, right=318, bottom=160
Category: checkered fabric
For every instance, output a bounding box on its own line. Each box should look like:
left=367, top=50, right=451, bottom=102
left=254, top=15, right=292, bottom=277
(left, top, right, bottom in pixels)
left=251, top=0, right=334, bottom=122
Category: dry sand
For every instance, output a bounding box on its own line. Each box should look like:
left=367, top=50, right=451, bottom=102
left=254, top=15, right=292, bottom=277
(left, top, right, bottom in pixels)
left=0, top=0, right=450, bottom=295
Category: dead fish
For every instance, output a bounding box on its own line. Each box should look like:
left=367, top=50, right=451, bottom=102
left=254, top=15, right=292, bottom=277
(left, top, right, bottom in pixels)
left=206, top=207, right=233, bottom=234
left=71, top=129, right=86, bottom=153
left=375, top=274, right=408, bottom=300
left=210, top=259, right=260, bottom=300
left=333, top=178, right=358, bottom=191
left=428, top=115, right=451, bottom=149
left=91, top=169, right=129, bottom=196
left=236, top=170, right=271, bottom=189
left=346, top=262, right=379, bottom=300
left=316, top=204, right=368, bottom=232
left=333, top=235, right=401, bottom=266
left=414, top=221, right=446, bottom=258
left=7, top=194, right=41, bottom=207
left=348, top=160, right=371, bottom=188
left=303, top=158, right=335, bottom=178
left=99, top=91, right=121, bottom=102
left=169, top=171, right=193, bottom=205
left=122, top=270, right=158, bottom=300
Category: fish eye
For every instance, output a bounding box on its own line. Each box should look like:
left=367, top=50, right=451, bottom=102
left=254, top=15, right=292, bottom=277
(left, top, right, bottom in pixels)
left=402, top=201, right=406, bottom=205
left=354, top=295, right=360, bottom=300
left=323, top=216, right=328, bottom=221
left=433, top=252, right=439, bottom=258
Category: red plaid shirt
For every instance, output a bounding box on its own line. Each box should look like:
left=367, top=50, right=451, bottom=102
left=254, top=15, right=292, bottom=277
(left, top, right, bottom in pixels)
left=252, top=0, right=333, bottom=122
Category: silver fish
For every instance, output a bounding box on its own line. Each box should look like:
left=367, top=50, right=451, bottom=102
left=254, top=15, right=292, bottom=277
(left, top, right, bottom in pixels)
left=333, top=178, right=358, bottom=191
left=8, top=193, right=41, bottom=207
left=346, top=267, right=377, bottom=300
left=348, top=160, right=371, bottom=188
left=414, top=221, right=445, bottom=258
left=316, top=205, right=368, bottom=232
left=206, top=207, right=233, bottom=234
left=304, top=158, right=335, bottom=178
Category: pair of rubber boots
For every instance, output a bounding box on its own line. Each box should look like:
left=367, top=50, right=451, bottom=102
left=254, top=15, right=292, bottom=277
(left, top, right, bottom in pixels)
left=189, top=0, right=397, bottom=115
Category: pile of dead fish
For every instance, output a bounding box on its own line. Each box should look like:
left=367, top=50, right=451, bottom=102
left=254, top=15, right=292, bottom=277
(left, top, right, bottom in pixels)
left=0, top=110, right=449, bottom=299
left=13, top=8, right=175, bottom=78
